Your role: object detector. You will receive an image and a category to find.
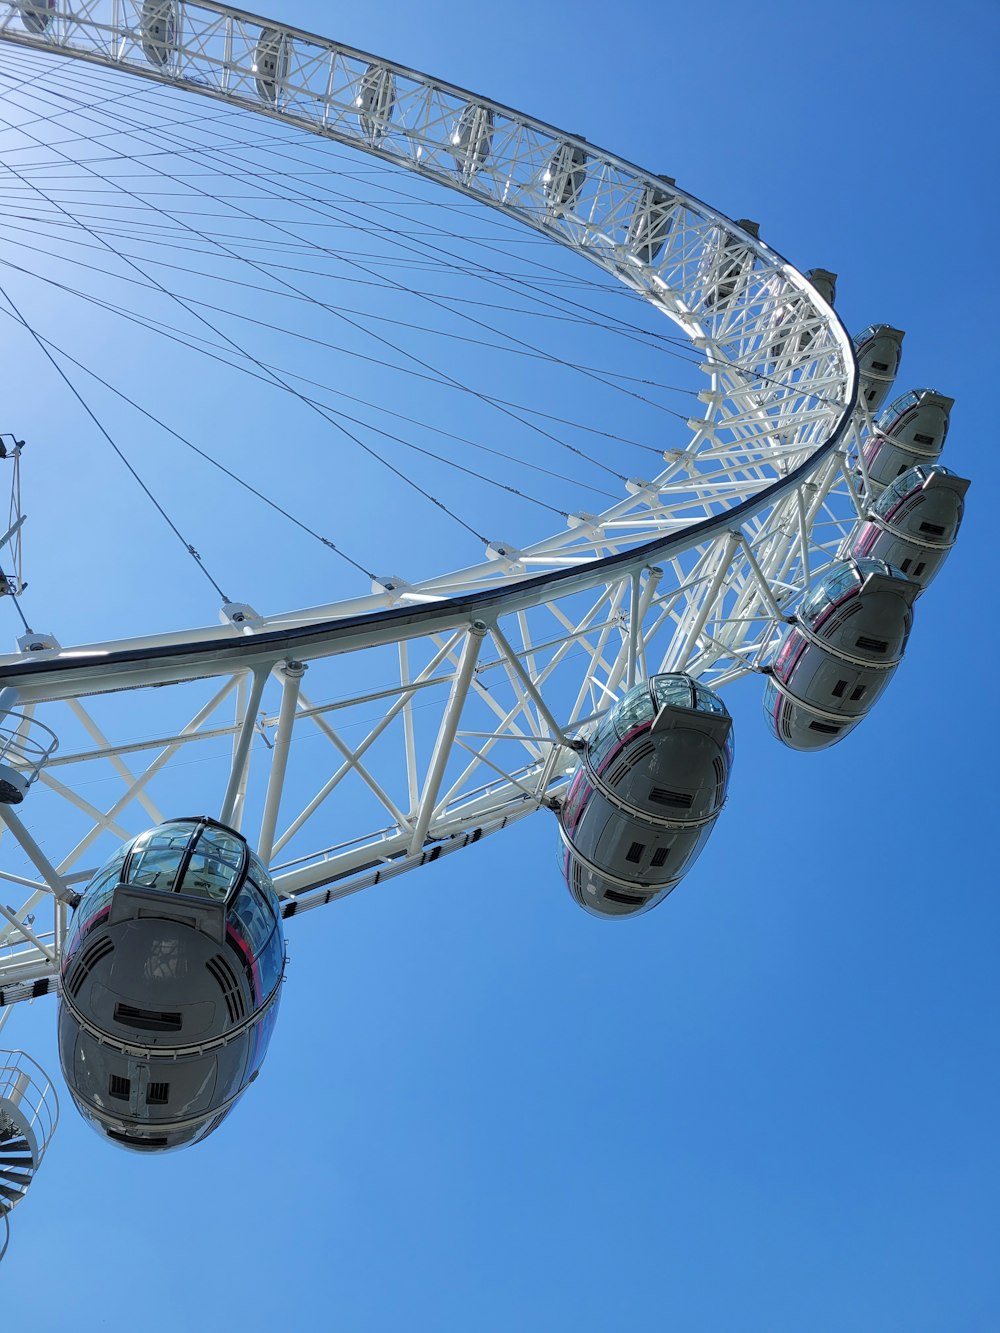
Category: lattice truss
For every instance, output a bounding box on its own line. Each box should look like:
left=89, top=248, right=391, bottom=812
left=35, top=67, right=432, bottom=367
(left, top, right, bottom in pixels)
left=0, top=0, right=868, bottom=1008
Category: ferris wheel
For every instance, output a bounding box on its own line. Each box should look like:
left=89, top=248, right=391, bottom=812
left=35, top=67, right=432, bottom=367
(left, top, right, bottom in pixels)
left=0, top=0, right=969, bottom=1244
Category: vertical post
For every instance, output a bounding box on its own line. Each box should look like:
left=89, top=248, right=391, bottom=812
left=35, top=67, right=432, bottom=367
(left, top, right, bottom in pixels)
left=627, top=565, right=662, bottom=688
left=626, top=569, right=641, bottom=690
left=219, top=668, right=267, bottom=830
left=257, top=660, right=305, bottom=865
left=796, top=483, right=812, bottom=590
left=408, top=621, right=487, bottom=853
left=53, top=899, right=67, bottom=959
left=399, top=640, right=420, bottom=815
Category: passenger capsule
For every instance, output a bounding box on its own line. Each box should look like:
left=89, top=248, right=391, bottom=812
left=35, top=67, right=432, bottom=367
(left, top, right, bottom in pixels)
left=853, top=324, right=905, bottom=413
left=355, top=64, right=396, bottom=146
left=252, top=28, right=290, bottom=105
left=625, top=179, right=677, bottom=265
left=559, top=674, right=733, bottom=919
left=849, top=464, right=969, bottom=589
left=17, top=0, right=56, bottom=34
left=140, top=0, right=176, bottom=67
left=543, top=142, right=587, bottom=215
left=859, top=388, right=953, bottom=495
left=806, top=268, right=837, bottom=306
left=764, top=558, right=918, bottom=751
left=767, top=269, right=837, bottom=360
left=58, top=818, right=284, bottom=1153
left=699, top=219, right=760, bottom=310
left=451, top=103, right=494, bottom=176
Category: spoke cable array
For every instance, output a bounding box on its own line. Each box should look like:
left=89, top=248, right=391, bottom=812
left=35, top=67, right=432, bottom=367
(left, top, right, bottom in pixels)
left=0, top=6, right=861, bottom=1014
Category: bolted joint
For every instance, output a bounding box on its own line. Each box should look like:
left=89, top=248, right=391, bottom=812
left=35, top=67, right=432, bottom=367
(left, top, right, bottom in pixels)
left=17, top=632, right=58, bottom=653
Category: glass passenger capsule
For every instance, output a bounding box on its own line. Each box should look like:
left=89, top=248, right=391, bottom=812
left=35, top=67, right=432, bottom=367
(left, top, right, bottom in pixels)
left=140, top=0, right=177, bottom=67
left=763, top=558, right=918, bottom=751
left=805, top=268, right=837, bottom=306
left=58, top=818, right=284, bottom=1153
left=252, top=27, right=290, bottom=105
left=559, top=674, right=733, bottom=919
left=543, top=142, right=588, bottom=215
left=853, top=325, right=905, bottom=413
left=699, top=219, right=759, bottom=310
left=767, top=267, right=837, bottom=361
left=850, top=464, right=969, bottom=589
left=859, top=388, right=954, bottom=495
left=355, top=64, right=396, bottom=146
left=17, top=0, right=56, bottom=34
left=451, top=103, right=494, bottom=177
left=625, top=179, right=677, bottom=265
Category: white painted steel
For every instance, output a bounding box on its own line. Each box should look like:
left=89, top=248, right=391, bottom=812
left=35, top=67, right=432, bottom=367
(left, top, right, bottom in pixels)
left=0, top=2, right=878, bottom=1007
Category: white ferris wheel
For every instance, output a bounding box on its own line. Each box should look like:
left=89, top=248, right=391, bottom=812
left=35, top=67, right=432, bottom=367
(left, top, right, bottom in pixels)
left=0, top=0, right=968, bottom=1242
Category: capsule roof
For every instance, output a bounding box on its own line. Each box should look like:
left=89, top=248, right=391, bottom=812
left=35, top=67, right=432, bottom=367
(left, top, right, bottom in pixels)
left=805, top=268, right=837, bottom=305
left=854, top=324, right=905, bottom=352
left=649, top=673, right=729, bottom=716
left=607, top=675, right=730, bottom=734
left=853, top=325, right=905, bottom=403
left=797, top=557, right=918, bottom=626
left=107, top=817, right=250, bottom=905
left=874, top=387, right=954, bottom=437
left=872, top=462, right=968, bottom=515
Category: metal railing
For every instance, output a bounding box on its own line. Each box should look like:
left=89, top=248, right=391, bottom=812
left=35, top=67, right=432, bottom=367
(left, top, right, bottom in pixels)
left=0, top=711, right=58, bottom=793
left=0, top=1049, right=60, bottom=1163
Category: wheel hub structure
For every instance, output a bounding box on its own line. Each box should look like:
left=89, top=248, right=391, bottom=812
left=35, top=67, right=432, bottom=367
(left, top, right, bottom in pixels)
left=0, top=0, right=874, bottom=1013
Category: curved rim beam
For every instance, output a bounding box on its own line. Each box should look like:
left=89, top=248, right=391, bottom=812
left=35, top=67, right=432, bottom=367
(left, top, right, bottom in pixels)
left=0, top=0, right=856, bottom=690
left=0, top=4, right=876, bottom=1007
left=2, top=431, right=856, bottom=701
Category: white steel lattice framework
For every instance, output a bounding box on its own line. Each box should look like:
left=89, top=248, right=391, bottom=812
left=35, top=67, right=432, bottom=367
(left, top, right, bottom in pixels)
left=0, top=0, right=883, bottom=1013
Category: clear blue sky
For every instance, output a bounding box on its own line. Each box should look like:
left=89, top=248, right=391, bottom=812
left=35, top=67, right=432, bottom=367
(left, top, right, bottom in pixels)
left=1, top=1, right=998, bottom=1329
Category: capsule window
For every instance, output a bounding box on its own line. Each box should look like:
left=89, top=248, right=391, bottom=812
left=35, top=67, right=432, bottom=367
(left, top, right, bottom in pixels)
left=109, top=1075, right=131, bottom=1101
left=832, top=679, right=848, bottom=698
left=604, top=888, right=646, bottom=907
left=146, top=1082, right=170, bottom=1105
left=114, top=1002, right=183, bottom=1032
left=625, top=841, right=645, bottom=864
left=108, top=1130, right=169, bottom=1148
left=649, top=787, right=694, bottom=809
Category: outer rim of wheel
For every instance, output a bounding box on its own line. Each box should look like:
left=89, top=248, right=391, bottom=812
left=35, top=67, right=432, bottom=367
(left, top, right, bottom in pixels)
left=0, top=0, right=856, bottom=689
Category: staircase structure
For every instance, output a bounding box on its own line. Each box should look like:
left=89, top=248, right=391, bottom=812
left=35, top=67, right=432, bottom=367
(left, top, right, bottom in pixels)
left=0, top=1050, right=58, bottom=1264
